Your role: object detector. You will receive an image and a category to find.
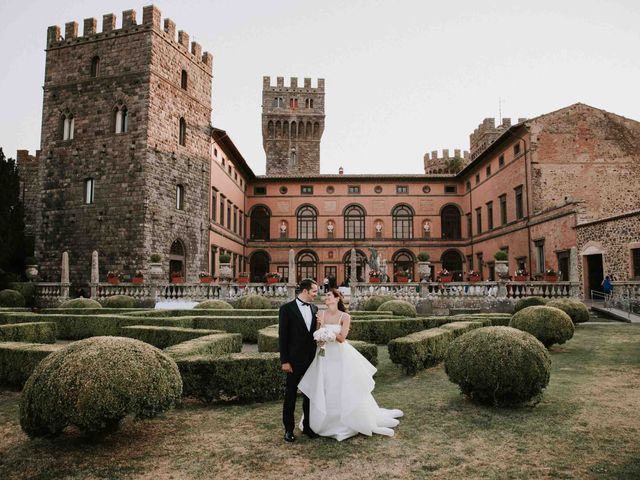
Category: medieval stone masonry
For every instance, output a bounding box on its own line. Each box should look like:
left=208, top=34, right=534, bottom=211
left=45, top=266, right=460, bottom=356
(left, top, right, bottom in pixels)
left=18, top=5, right=640, bottom=293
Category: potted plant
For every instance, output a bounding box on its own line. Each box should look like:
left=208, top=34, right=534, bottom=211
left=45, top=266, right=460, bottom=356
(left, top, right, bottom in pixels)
left=544, top=268, right=559, bottom=282
left=218, top=253, right=232, bottom=281
left=369, top=270, right=381, bottom=283
left=237, top=272, right=249, bottom=284
left=170, top=270, right=185, bottom=284
left=438, top=268, right=453, bottom=283
left=494, top=251, right=509, bottom=279
left=514, top=268, right=528, bottom=282
left=132, top=270, right=144, bottom=284
left=266, top=272, right=281, bottom=284
left=199, top=271, right=212, bottom=284
left=467, top=270, right=481, bottom=282
left=396, top=269, right=410, bottom=283
left=417, top=252, right=431, bottom=282
left=149, top=253, right=163, bottom=279
left=107, top=270, right=122, bottom=285
left=24, top=256, right=38, bottom=281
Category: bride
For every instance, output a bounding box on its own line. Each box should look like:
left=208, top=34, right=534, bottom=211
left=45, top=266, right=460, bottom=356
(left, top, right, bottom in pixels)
left=298, top=288, right=403, bottom=441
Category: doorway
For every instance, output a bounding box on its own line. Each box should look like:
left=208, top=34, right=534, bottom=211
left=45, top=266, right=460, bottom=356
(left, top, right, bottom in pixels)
left=586, top=254, right=604, bottom=295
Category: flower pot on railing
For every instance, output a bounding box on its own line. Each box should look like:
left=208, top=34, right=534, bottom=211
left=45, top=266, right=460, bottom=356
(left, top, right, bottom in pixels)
left=237, top=274, right=249, bottom=284
left=468, top=274, right=481, bottom=283
left=418, top=262, right=431, bottom=282
left=25, top=264, right=38, bottom=281
left=544, top=275, right=558, bottom=283
left=369, top=276, right=381, bottom=283
left=107, top=277, right=120, bottom=285
left=438, top=275, right=453, bottom=283
left=396, top=275, right=409, bottom=283
left=514, top=275, right=528, bottom=282
left=218, top=263, right=233, bottom=281
left=149, top=262, right=163, bottom=280
left=132, top=277, right=144, bottom=285
left=495, top=260, right=509, bottom=279
left=199, top=276, right=212, bottom=284
left=265, top=272, right=281, bottom=284
left=171, top=276, right=184, bottom=284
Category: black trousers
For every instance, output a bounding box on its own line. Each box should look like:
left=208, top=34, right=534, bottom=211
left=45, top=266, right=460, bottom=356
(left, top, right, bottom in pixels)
left=283, top=369, right=310, bottom=433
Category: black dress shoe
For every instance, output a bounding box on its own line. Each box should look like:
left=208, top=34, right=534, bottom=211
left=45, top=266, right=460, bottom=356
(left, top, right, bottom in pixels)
left=284, top=431, right=296, bottom=443
left=303, top=429, right=320, bottom=439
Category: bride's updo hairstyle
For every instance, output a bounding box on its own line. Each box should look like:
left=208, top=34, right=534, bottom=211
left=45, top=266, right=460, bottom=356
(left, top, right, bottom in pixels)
left=329, top=288, right=348, bottom=312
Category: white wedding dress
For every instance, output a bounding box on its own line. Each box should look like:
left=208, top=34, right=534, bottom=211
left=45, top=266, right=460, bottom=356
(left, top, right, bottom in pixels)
left=298, top=321, right=404, bottom=441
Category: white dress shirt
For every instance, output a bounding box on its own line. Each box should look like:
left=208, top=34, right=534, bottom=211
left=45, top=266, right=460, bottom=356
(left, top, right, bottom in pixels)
left=296, top=297, right=313, bottom=331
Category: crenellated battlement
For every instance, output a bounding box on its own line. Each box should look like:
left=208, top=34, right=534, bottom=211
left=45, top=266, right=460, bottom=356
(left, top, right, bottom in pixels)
left=469, top=117, right=527, bottom=159
left=46, top=5, right=213, bottom=70
left=423, top=149, right=470, bottom=174
left=262, top=76, right=325, bottom=92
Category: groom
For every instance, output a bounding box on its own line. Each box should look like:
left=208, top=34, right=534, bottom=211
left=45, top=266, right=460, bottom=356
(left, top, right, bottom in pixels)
left=279, top=278, right=319, bottom=442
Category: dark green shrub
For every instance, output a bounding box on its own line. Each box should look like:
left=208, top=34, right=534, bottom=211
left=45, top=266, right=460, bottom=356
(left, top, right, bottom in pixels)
left=41, top=308, right=147, bottom=315
left=0, top=342, right=64, bottom=387
left=164, top=333, right=242, bottom=360
left=444, top=326, right=551, bottom=406
left=126, top=309, right=279, bottom=317
left=134, top=298, right=157, bottom=308
left=513, top=296, right=546, bottom=313
left=362, top=295, right=395, bottom=312
left=194, top=300, right=233, bottom=310
left=176, top=352, right=283, bottom=403
left=0, top=289, right=26, bottom=308
left=389, top=328, right=454, bottom=375
left=349, top=318, right=426, bottom=344
left=20, top=337, right=182, bottom=437
left=417, top=252, right=430, bottom=262
left=546, top=299, right=590, bottom=324
left=439, top=321, right=484, bottom=338
left=257, top=325, right=279, bottom=352
left=8, top=283, right=35, bottom=307
left=58, top=298, right=102, bottom=309
left=0, top=322, right=57, bottom=344
left=510, top=306, right=574, bottom=347
left=121, top=326, right=225, bottom=349
left=494, top=250, right=508, bottom=261
left=234, top=295, right=272, bottom=310
left=377, top=300, right=417, bottom=318
left=193, top=315, right=280, bottom=342
left=101, top=295, right=136, bottom=308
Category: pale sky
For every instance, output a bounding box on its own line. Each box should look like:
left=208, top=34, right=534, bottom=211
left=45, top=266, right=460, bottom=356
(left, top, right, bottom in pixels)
left=1, top=0, right=639, bottom=174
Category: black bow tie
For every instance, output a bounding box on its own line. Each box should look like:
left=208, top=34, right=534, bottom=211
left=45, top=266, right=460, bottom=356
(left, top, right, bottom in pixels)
left=297, top=298, right=311, bottom=307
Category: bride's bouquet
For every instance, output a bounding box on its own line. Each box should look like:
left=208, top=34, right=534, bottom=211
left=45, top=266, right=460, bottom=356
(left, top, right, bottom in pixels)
left=313, top=327, right=336, bottom=357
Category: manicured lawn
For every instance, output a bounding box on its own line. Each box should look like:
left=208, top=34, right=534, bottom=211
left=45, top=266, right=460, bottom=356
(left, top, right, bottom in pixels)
left=1, top=323, right=639, bottom=479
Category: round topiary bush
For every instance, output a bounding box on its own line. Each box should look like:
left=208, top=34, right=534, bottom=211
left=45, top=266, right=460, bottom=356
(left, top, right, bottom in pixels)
left=234, top=294, right=272, bottom=310
left=363, top=295, right=395, bottom=312
left=101, top=295, right=136, bottom=308
left=546, top=299, right=590, bottom=324
left=377, top=300, right=417, bottom=318
left=194, top=299, right=234, bottom=310
left=444, top=326, right=551, bottom=406
left=58, top=298, right=103, bottom=309
left=509, top=305, right=574, bottom=348
left=0, top=289, right=26, bottom=307
left=513, top=296, right=547, bottom=313
left=20, top=336, right=182, bottom=437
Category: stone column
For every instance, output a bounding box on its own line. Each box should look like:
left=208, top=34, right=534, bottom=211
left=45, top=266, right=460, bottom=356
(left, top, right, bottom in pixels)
left=287, top=248, right=296, bottom=300
left=90, top=250, right=99, bottom=298
left=350, top=248, right=357, bottom=285
left=61, top=251, right=70, bottom=299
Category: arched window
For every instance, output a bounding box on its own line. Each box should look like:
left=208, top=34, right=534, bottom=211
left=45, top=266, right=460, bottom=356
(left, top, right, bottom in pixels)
left=250, top=206, right=271, bottom=240
left=296, top=250, right=318, bottom=282
left=176, top=184, right=185, bottom=210
left=392, top=204, right=413, bottom=239
left=305, top=98, right=314, bottom=108
left=114, top=106, right=128, bottom=134
left=90, top=56, right=100, bottom=77
left=290, top=98, right=298, bottom=109
left=441, top=249, right=464, bottom=281
left=84, top=178, right=95, bottom=204
left=179, top=117, right=186, bottom=146
left=181, top=69, right=188, bottom=90
left=169, top=239, right=186, bottom=280
left=297, top=205, right=317, bottom=240
left=344, top=204, right=365, bottom=240
left=267, top=121, right=274, bottom=138
left=61, top=113, right=74, bottom=140
left=392, top=250, right=416, bottom=281
left=249, top=250, right=270, bottom=282
left=441, top=205, right=462, bottom=240
left=289, top=148, right=297, bottom=168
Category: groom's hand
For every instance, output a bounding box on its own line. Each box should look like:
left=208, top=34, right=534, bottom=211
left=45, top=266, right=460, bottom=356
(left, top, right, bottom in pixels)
left=281, top=362, right=293, bottom=373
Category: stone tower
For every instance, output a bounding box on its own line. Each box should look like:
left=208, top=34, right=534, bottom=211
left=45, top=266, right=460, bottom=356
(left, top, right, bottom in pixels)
left=36, top=5, right=213, bottom=284
left=262, top=76, right=325, bottom=175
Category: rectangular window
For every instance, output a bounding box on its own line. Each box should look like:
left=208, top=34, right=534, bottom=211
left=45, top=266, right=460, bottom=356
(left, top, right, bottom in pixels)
left=348, top=185, right=361, bottom=194
left=277, top=266, right=290, bottom=283
left=466, top=213, right=472, bottom=238
left=396, top=185, right=408, bottom=194
left=465, top=181, right=471, bottom=192
left=466, top=255, right=474, bottom=271
left=476, top=207, right=482, bottom=234
left=84, top=178, right=95, bottom=205
left=633, top=248, right=640, bottom=279
left=239, top=210, right=243, bottom=237
left=227, top=202, right=231, bottom=229
left=233, top=207, right=238, bottom=233
left=475, top=173, right=480, bottom=185
left=476, top=253, right=484, bottom=278
left=253, top=186, right=266, bottom=195
left=515, top=185, right=524, bottom=219
left=211, top=188, right=217, bottom=222
left=498, top=154, right=505, bottom=168
left=516, top=256, right=527, bottom=273
left=176, top=185, right=185, bottom=210
left=499, top=194, right=507, bottom=225
left=535, top=239, right=545, bottom=274
left=219, top=195, right=225, bottom=224
left=486, top=201, right=494, bottom=230
left=444, top=185, right=457, bottom=194
left=486, top=165, right=492, bottom=177
left=514, top=143, right=521, bottom=156
left=301, top=185, right=314, bottom=195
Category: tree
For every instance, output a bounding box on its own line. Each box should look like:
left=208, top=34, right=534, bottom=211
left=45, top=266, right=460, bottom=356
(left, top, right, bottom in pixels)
left=0, top=148, right=26, bottom=287
left=444, top=156, right=466, bottom=174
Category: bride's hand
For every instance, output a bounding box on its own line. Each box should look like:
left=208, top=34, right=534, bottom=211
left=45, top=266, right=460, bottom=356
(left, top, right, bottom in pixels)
left=335, top=334, right=345, bottom=343
left=318, top=340, right=326, bottom=347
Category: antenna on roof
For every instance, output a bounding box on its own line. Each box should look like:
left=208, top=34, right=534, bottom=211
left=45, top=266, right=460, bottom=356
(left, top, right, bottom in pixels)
left=498, top=97, right=502, bottom=124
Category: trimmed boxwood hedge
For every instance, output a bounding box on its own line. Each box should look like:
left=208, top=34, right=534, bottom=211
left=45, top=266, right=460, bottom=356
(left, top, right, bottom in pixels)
left=362, top=295, right=395, bottom=312
left=347, top=340, right=378, bottom=366
left=234, top=295, right=273, bottom=310
left=8, top=283, right=35, bottom=307
left=439, top=321, right=483, bottom=338
left=349, top=318, right=427, bottom=344
left=510, top=306, right=574, bottom=347
left=388, top=328, right=454, bottom=375
left=546, top=299, right=590, bottom=324
left=164, top=333, right=243, bottom=360
left=126, top=309, right=280, bottom=317
left=194, top=300, right=233, bottom=310
left=175, top=352, right=284, bottom=403
left=444, top=326, right=551, bottom=406
left=193, top=316, right=279, bottom=343
left=40, top=308, right=150, bottom=315
left=0, top=289, right=26, bottom=308
left=20, top=337, right=183, bottom=436
left=100, top=295, right=136, bottom=308
left=121, top=326, right=225, bottom=349
left=0, top=322, right=57, bottom=344
left=377, top=300, right=417, bottom=318
left=58, top=298, right=102, bottom=309
left=0, top=342, right=64, bottom=387
left=514, top=296, right=547, bottom=313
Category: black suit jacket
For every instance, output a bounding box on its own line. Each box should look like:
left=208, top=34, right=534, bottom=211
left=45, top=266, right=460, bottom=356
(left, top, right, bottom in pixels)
left=278, top=299, right=318, bottom=373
